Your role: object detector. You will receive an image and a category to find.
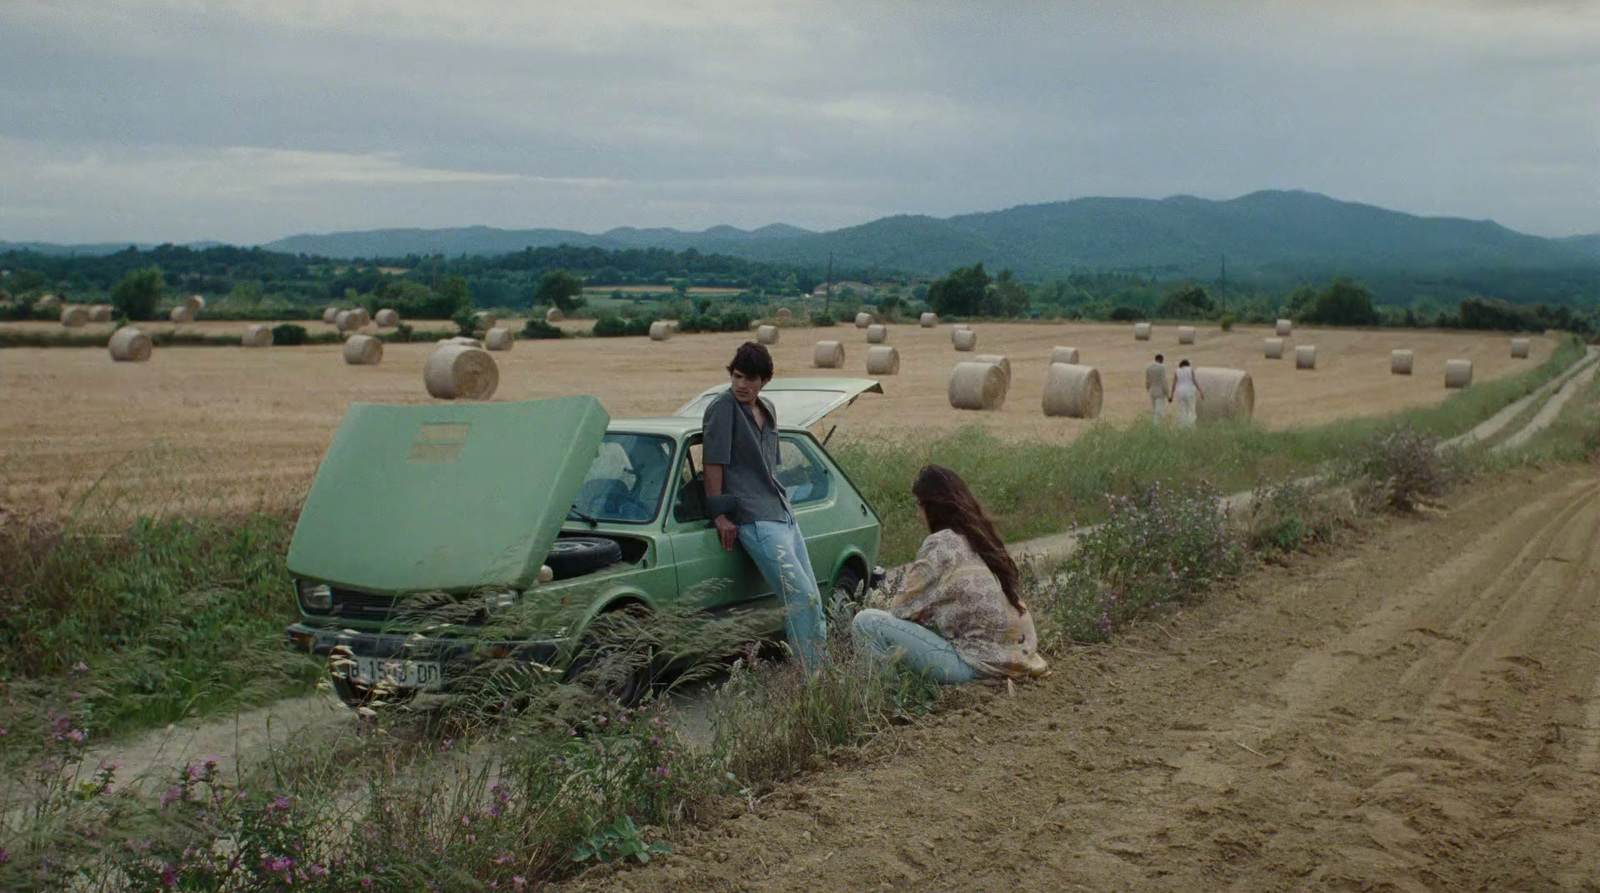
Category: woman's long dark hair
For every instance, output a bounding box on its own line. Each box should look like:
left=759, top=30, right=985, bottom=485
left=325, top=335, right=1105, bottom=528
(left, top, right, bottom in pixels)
left=912, top=464, right=1024, bottom=611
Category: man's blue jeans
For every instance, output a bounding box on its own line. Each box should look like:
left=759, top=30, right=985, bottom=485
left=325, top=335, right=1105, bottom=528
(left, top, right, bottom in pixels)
left=738, top=517, right=827, bottom=672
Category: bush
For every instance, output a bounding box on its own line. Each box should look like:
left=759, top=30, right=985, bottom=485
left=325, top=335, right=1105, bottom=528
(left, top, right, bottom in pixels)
left=624, top=317, right=655, bottom=337
left=1243, top=476, right=1344, bottom=557
left=1108, top=305, right=1145, bottom=322
left=1218, top=313, right=1236, bottom=332
left=809, top=312, right=837, bottom=327
left=1344, top=426, right=1457, bottom=513
left=270, top=323, right=308, bottom=346
left=521, top=319, right=564, bottom=340
left=592, top=316, right=629, bottom=337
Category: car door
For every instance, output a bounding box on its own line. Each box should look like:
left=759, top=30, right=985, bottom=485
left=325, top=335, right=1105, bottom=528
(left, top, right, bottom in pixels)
left=662, top=438, right=774, bottom=614
left=774, top=434, right=843, bottom=590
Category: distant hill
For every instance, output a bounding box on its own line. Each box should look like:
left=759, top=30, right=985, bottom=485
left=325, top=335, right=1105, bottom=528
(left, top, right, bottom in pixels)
left=0, top=240, right=222, bottom=257
left=1562, top=233, right=1600, bottom=259
left=263, top=223, right=816, bottom=258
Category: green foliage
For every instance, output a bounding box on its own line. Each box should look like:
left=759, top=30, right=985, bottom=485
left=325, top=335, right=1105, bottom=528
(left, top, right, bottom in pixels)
left=926, top=262, right=992, bottom=316
left=991, top=268, right=1029, bottom=316
left=571, top=816, right=669, bottom=865
left=809, top=312, right=837, bottom=327
left=1157, top=284, right=1215, bottom=318
left=1343, top=426, right=1459, bottom=512
left=1108, top=305, right=1145, bottom=322
left=110, top=266, right=164, bottom=321
left=270, top=323, right=308, bottom=346
left=535, top=270, right=587, bottom=313
left=1243, top=476, right=1343, bottom=556
left=520, top=318, right=564, bottom=340
left=1302, top=277, right=1380, bottom=326
left=592, top=316, right=629, bottom=337
left=677, top=310, right=752, bottom=334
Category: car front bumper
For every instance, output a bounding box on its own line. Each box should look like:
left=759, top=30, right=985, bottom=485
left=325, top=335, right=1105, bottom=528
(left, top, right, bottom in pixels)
left=285, top=622, right=564, bottom=666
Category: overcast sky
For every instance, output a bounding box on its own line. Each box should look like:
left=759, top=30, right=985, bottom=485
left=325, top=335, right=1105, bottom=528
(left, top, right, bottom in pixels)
left=2, top=0, right=1597, bottom=245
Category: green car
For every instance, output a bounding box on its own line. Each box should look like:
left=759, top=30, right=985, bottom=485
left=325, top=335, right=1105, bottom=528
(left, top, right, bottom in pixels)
left=285, top=378, right=884, bottom=706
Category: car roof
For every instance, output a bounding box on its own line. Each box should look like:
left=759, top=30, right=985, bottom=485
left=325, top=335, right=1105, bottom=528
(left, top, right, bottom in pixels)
left=605, top=416, right=808, bottom=437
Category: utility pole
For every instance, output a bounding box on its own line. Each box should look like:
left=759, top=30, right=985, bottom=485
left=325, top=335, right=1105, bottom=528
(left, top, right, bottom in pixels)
left=823, top=252, right=834, bottom=315
left=1220, top=254, right=1227, bottom=315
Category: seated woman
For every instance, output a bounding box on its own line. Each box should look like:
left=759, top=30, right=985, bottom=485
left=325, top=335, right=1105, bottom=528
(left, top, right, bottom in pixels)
left=851, top=464, right=1049, bottom=683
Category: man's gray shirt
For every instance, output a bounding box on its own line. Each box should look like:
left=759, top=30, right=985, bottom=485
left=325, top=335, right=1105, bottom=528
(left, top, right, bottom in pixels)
left=702, top=390, right=790, bottom=524
left=1145, top=361, right=1169, bottom=398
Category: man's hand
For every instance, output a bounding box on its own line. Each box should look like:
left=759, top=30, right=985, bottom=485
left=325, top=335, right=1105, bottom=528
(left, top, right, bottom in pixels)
left=714, top=514, right=739, bottom=551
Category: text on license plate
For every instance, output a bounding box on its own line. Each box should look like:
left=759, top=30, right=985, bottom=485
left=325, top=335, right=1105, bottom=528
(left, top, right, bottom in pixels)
left=345, top=657, right=443, bottom=690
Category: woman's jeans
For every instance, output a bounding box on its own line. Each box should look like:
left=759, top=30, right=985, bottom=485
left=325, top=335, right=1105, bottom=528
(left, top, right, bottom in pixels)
left=850, top=608, right=978, bottom=684
left=739, top=517, right=827, bottom=672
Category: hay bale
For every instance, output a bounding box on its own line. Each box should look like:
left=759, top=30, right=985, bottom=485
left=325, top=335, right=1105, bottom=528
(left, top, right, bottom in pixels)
left=1177, top=325, right=1196, bottom=345
left=335, top=310, right=356, bottom=332
left=1445, top=358, right=1473, bottom=389
left=855, top=311, right=873, bottom=328
left=813, top=340, right=845, bottom=368
left=60, top=305, right=89, bottom=327
left=1264, top=337, right=1284, bottom=359
left=322, top=306, right=340, bottom=324
left=756, top=324, right=780, bottom=345
left=866, top=324, right=888, bottom=344
left=425, top=344, right=500, bottom=400
left=485, top=327, right=515, bottom=351
left=241, top=324, right=274, bottom=347
left=1276, top=318, right=1292, bottom=336
left=473, top=311, right=497, bottom=330
left=350, top=307, right=371, bottom=328
left=1295, top=345, right=1317, bottom=370
left=1050, top=346, right=1080, bottom=365
left=184, top=294, right=206, bottom=314
left=1195, top=368, right=1255, bottom=422
left=1041, top=363, right=1102, bottom=419
left=108, top=327, right=151, bottom=362
left=775, top=307, right=792, bottom=323
left=649, top=321, right=673, bottom=341
left=37, top=294, right=61, bottom=312
left=1134, top=322, right=1152, bottom=341
left=920, top=312, right=938, bottom=328
left=972, top=354, right=1011, bottom=388
left=865, top=345, right=900, bottom=375
left=1510, top=337, right=1531, bottom=359
left=169, top=305, right=194, bottom=324
left=342, top=334, right=383, bottom=366
left=442, top=336, right=484, bottom=348
left=953, top=328, right=978, bottom=352
left=948, top=361, right=1008, bottom=411
left=374, top=308, right=400, bottom=328
left=1391, top=349, right=1414, bottom=375
left=545, top=307, right=564, bottom=323
left=87, top=305, right=112, bottom=323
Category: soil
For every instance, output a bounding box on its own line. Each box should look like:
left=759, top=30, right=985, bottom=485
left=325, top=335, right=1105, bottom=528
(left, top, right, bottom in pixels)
left=0, top=320, right=1549, bottom=516
left=561, top=462, right=1600, bottom=893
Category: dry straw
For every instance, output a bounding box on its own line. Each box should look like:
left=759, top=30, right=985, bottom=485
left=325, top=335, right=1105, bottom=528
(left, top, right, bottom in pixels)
left=60, top=305, right=89, bottom=327
left=350, top=307, right=371, bottom=328
left=920, top=312, right=938, bottom=327
left=88, top=305, right=112, bottom=323
left=1391, top=349, right=1413, bottom=375
left=545, top=307, right=564, bottom=323
left=1276, top=318, right=1292, bottom=336
left=1195, top=368, right=1255, bottom=422
left=865, top=345, right=900, bottom=375
left=1134, top=322, right=1152, bottom=341
left=169, top=305, right=194, bottom=324
left=972, top=354, right=1011, bottom=388
left=322, top=306, right=340, bottom=325
left=756, top=324, right=780, bottom=345
left=1510, top=337, right=1531, bottom=359
left=1444, top=358, right=1473, bottom=389
left=1295, top=345, right=1317, bottom=370
left=948, top=361, right=1008, bottom=411
left=374, top=308, right=400, bottom=327
left=342, top=334, right=383, bottom=365
left=184, top=294, right=206, bottom=314
left=775, top=307, right=792, bottom=323
left=37, top=294, right=62, bottom=312
left=1264, top=337, right=1285, bottom=359
left=241, top=324, right=273, bottom=347
left=108, top=327, right=152, bottom=362
left=649, top=321, right=673, bottom=341
left=484, top=327, right=515, bottom=351
left=1049, top=346, right=1080, bottom=365
left=334, top=310, right=356, bottom=332
left=952, top=328, right=978, bottom=352
left=813, top=340, right=845, bottom=368
left=473, top=311, right=498, bottom=330
left=866, top=324, right=888, bottom=344
left=855, top=311, right=873, bottom=328
left=1177, top=325, right=1196, bottom=345
left=425, top=343, right=499, bottom=399
left=443, top=336, right=485, bottom=348
left=1041, top=363, right=1102, bottom=418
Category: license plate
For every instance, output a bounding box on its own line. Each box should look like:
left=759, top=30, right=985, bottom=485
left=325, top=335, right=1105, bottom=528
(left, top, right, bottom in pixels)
left=345, top=656, right=443, bottom=690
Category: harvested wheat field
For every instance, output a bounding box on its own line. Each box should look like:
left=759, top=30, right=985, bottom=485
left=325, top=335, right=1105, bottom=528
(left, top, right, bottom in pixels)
left=0, top=321, right=1551, bottom=515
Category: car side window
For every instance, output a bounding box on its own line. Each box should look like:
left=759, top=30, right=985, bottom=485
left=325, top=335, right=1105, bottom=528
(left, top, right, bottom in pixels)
left=776, top=437, right=830, bottom=505
left=672, top=441, right=708, bottom=523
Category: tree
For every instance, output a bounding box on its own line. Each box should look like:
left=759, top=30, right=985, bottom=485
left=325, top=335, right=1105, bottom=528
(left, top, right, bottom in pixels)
left=111, top=266, right=164, bottom=320
left=1304, top=278, right=1379, bottom=326
left=1157, top=284, right=1214, bottom=319
left=535, top=270, right=586, bottom=313
left=926, top=263, right=991, bottom=316
left=990, top=269, right=1030, bottom=317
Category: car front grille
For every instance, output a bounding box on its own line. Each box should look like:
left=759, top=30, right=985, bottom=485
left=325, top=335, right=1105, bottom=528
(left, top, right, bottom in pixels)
left=327, top=588, right=487, bottom=625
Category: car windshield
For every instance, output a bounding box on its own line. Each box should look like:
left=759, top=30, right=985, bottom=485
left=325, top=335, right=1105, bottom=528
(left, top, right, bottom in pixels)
left=570, top=433, right=674, bottom=524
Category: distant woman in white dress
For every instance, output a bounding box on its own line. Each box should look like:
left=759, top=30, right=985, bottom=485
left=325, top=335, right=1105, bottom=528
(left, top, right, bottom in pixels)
left=1168, top=359, right=1204, bottom=429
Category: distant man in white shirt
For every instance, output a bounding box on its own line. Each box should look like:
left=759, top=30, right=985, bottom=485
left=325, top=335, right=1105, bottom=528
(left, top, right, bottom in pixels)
left=1145, top=353, right=1169, bottom=422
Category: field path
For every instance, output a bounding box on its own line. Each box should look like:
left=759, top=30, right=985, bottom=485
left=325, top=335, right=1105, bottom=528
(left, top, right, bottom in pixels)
left=564, top=462, right=1600, bottom=892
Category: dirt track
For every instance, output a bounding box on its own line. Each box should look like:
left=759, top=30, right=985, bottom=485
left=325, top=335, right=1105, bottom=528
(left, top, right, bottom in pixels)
left=566, top=463, right=1600, bottom=893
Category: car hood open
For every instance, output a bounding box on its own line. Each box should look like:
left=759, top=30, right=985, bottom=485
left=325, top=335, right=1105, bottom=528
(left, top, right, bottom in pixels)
left=674, top=377, right=883, bottom=429
left=287, top=396, right=610, bottom=594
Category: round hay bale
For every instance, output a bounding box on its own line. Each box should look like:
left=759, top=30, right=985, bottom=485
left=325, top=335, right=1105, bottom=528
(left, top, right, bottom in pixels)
left=169, top=305, right=194, bottom=324
left=1391, top=349, right=1414, bottom=375
left=1295, top=345, right=1317, bottom=370
left=350, top=307, right=371, bottom=328
left=545, top=307, right=564, bottom=323
left=1510, top=337, right=1531, bottom=359
left=866, top=324, right=889, bottom=344
left=1195, top=368, right=1255, bottom=422
left=1049, top=346, right=1080, bottom=365
left=755, top=324, right=780, bottom=345
left=972, top=354, right=1011, bottom=388
left=342, top=334, right=383, bottom=366
left=920, top=312, right=938, bottom=328
left=60, top=305, right=89, bottom=327
left=952, top=328, right=978, bottom=352
left=1264, top=337, right=1285, bottom=359
left=322, top=306, right=340, bottom=325
left=442, top=336, right=485, bottom=348
left=37, top=294, right=61, bottom=312
left=1133, top=322, right=1152, bottom=341
left=108, top=327, right=152, bottom=362
left=649, top=321, right=673, bottom=341
left=865, top=345, right=900, bottom=375
left=1444, top=358, right=1473, bottom=389
left=184, top=294, right=206, bottom=314
left=425, top=344, right=499, bottom=400
left=241, top=324, right=273, bottom=348
left=484, top=327, right=515, bottom=351
left=374, top=308, right=400, bottom=328
left=775, top=307, right=792, bottom=323
left=335, top=310, right=356, bottom=332
left=87, top=305, right=112, bottom=323
left=1041, top=363, right=1102, bottom=419
left=854, top=311, right=873, bottom=328
left=1275, top=318, right=1292, bottom=337
left=472, top=311, right=497, bottom=330
left=1177, top=325, right=1196, bottom=345
left=948, top=361, right=1008, bottom=411
left=813, top=340, right=845, bottom=368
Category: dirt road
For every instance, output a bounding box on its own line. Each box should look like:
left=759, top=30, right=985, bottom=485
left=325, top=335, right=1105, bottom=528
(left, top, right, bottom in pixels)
left=568, top=462, right=1600, bottom=892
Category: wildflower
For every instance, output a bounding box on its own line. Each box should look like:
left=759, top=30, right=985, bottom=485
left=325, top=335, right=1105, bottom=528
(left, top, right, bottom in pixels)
left=440, top=738, right=455, bottom=752
left=270, top=795, right=293, bottom=811
left=68, top=729, right=85, bottom=742
left=161, top=864, right=177, bottom=887
left=73, top=661, right=88, bottom=674
left=512, top=877, right=526, bottom=890
left=361, top=878, right=373, bottom=888
left=160, top=787, right=183, bottom=808
left=309, top=864, right=328, bottom=878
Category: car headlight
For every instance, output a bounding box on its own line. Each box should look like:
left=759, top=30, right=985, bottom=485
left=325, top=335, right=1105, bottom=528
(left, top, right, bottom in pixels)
left=297, top=580, right=332, bottom=611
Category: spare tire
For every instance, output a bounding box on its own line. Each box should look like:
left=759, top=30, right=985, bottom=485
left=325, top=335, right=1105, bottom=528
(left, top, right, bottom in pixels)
left=546, top=536, right=623, bottom=580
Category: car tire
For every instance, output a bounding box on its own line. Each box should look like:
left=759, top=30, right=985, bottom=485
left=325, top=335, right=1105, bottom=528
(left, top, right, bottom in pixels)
left=831, top=562, right=865, bottom=607
left=565, top=606, right=658, bottom=707
left=546, top=536, right=623, bottom=580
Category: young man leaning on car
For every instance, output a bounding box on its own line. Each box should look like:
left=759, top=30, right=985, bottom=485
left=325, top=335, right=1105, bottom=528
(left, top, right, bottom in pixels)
left=702, top=342, right=827, bottom=674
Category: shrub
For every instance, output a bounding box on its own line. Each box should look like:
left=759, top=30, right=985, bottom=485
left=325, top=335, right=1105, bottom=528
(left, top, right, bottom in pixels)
left=1108, top=305, right=1145, bottom=322
left=520, top=319, right=564, bottom=340
left=1242, top=476, right=1343, bottom=557
left=592, top=316, right=629, bottom=337
left=1218, top=313, right=1236, bottom=332
left=809, top=312, right=837, bottom=327
left=270, top=324, right=308, bottom=346
left=1344, top=425, right=1456, bottom=512
left=624, top=317, right=655, bottom=337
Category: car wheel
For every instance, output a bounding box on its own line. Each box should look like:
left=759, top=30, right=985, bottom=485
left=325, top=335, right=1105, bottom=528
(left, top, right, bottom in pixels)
left=546, top=536, right=624, bottom=580
left=831, top=563, right=865, bottom=607
left=565, top=607, right=658, bottom=706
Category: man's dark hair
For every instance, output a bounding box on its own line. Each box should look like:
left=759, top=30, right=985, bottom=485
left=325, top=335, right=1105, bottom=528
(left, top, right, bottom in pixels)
left=727, top=342, right=774, bottom=381
left=1154, top=354, right=1164, bottom=363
